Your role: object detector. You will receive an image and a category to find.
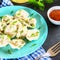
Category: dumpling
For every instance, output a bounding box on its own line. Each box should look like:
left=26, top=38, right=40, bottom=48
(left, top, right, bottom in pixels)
left=4, top=24, right=17, bottom=38
left=0, top=34, right=10, bottom=47
left=9, top=39, right=25, bottom=49
left=29, top=18, right=36, bottom=28
left=2, top=15, right=13, bottom=24
left=16, top=25, right=27, bottom=38
left=10, top=18, right=22, bottom=27
left=20, top=18, right=36, bottom=28
left=26, top=29, right=39, bottom=41
left=16, top=17, right=30, bottom=27
left=0, top=21, right=6, bottom=32
left=15, top=10, right=29, bottom=18
left=0, top=22, right=3, bottom=31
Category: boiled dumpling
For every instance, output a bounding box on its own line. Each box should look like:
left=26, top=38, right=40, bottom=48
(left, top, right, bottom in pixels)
left=0, top=34, right=10, bottom=47
left=16, top=25, right=27, bottom=38
left=26, top=29, right=39, bottom=41
left=15, top=10, right=29, bottom=18
left=17, top=17, right=30, bottom=27
left=20, top=18, right=36, bottom=28
left=0, top=9, right=39, bottom=49
left=9, top=39, right=25, bottom=49
left=4, top=24, right=17, bottom=38
left=2, top=15, right=13, bottom=24
left=0, top=22, right=3, bottom=31
left=29, top=18, right=36, bottom=28
left=10, top=18, right=22, bottom=28
left=0, top=21, right=6, bottom=32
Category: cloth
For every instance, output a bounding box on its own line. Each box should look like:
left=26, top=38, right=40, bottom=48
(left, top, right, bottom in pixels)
left=0, top=47, right=52, bottom=60
left=0, top=0, right=52, bottom=60
left=0, top=0, right=13, bottom=7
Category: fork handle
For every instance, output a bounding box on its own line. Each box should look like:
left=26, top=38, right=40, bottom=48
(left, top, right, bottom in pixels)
left=35, top=52, right=51, bottom=60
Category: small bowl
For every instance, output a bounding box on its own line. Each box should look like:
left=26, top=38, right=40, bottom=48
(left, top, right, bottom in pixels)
left=47, top=6, right=60, bottom=25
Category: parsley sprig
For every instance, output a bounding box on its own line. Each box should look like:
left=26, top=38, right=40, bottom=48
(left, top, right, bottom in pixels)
left=28, top=0, right=54, bottom=11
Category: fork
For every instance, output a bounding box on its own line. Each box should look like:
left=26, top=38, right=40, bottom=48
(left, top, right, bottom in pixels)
left=35, top=42, right=60, bottom=60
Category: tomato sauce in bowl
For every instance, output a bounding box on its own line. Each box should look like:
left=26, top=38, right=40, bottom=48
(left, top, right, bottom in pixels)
left=47, top=6, right=60, bottom=25
left=49, top=10, right=60, bottom=21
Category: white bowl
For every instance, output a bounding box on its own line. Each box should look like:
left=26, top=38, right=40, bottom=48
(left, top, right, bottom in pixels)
left=47, top=6, right=60, bottom=25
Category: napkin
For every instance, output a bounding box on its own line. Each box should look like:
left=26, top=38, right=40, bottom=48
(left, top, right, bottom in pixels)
left=0, top=0, right=52, bottom=60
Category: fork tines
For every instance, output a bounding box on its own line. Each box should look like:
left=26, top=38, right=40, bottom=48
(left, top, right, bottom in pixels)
left=51, top=42, right=60, bottom=53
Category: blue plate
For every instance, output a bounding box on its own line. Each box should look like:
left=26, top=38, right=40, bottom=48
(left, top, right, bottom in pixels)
left=0, top=6, right=48, bottom=59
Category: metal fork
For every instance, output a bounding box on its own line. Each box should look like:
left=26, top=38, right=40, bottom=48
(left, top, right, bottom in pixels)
left=35, top=42, right=60, bottom=60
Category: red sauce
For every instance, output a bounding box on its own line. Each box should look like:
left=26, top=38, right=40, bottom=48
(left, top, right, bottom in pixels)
left=49, top=10, right=60, bottom=21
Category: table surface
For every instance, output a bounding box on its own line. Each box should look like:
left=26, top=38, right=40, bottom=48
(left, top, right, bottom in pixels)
left=13, top=0, right=60, bottom=60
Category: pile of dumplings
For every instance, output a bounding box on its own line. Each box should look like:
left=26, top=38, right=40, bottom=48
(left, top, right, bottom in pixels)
left=0, top=10, right=39, bottom=49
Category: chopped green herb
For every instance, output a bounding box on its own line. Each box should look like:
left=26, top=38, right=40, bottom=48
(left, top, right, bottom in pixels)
left=38, top=27, right=41, bottom=30
left=25, top=20, right=29, bottom=24
left=3, top=26, right=6, bottom=30
left=12, top=21, right=17, bottom=25
left=7, top=49, right=12, bottom=54
left=31, top=32, right=39, bottom=37
left=30, top=13, right=34, bottom=19
left=0, top=16, right=3, bottom=19
left=17, top=13, right=20, bottom=15
left=8, top=35, right=11, bottom=39
left=20, top=30, right=23, bottom=34
left=31, top=44, right=36, bottom=47
left=11, top=36, right=17, bottom=40
left=31, top=34, right=35, bottom=37
left=36, top=32, right=39, bottom=36
left=10, top=11, right=14, bottom=14
left=30, top=13, right=34, bottom=16
left=27, top=27, right=34, bottom=29
left=30, top=24, right=34, bottom=26
left=30, top=24, right=35, bottom=28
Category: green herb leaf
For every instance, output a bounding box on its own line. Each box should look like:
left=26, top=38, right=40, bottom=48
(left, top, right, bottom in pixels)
left=30, top=13, right=34, bottom=20
left=10, top=11, right=14, bottom=14
left=7, top=49, right=12, bottom=54
left=30, top=24, right=35, bottom=27
left=37, top=1, right=44, bottom=7
left=31, top=34, right=35, bottom=37
left=38, top=26, right=41, bottom=30
left=37, top=1, right=45, bottom=11
left=31, top=44, right=36, bottom=47
left=8, top=35, right=11, bottom=39
left=28, top=0, right=54, bottom=11
left=29, top=0, right=36, bottom=4
left=45, top=0, right=53, bottom=4
left=20, top=30, right=23, bottom=34
left=30, top=13, right=34, bottom=17
left=12, top=21, right=17, bottom=25
left=0, top=16, right=3, bottom=19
